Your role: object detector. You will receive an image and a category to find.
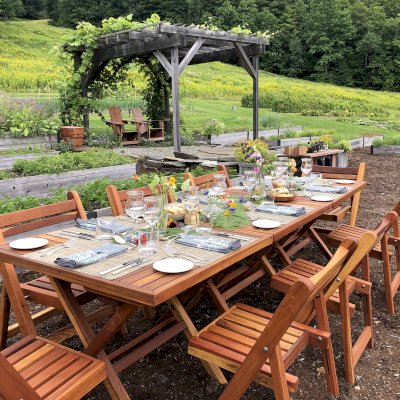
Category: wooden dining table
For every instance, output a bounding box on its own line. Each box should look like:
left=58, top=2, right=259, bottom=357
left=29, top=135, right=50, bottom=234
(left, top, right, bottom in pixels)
left=0, top=180, right=366, bottom=399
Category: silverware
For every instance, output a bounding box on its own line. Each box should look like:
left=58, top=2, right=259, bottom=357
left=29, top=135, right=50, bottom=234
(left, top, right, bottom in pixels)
left=164, top=244, right=208, bottom=262
left=99, top=258, right=146, bottom=276
left=211, top=232, right=252, bottom=241
left=40, top=237, right=78, bottom=257
left=110, top=258, right=149, bottom=275
left=60, top=231, right=93, bottom=241
left=62, top=229, right=95, bottom=238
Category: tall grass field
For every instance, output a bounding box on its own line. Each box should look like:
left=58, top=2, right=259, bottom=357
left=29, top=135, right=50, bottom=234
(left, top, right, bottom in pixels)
left=1, top=20, right=399, bottom=140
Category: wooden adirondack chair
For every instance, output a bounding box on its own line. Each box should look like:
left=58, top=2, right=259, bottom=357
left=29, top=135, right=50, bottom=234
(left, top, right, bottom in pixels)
left=0, top=192, right=111, bottom=349
left=0, top=335, right=106, bottom=400
left=184, top=165, right=232, bottom=189
left=106, top=106, right=140, bottom=145
left=271, top=214, right=394, bottom=383
left=188, top=237, right=373, bottom=399
left=322, top=201, right=400, bottom=315
left=312, top=163, right=366, bottom=226
left=132, top=108, right=165, bottom=142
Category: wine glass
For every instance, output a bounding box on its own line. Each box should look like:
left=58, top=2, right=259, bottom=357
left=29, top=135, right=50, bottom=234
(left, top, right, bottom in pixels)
left=182, top=186, right=199, bottom=234
left=125, top=191, right=144, bottom=231
left=243, top=170, right=256, bottom=206
left=143, top=196, right=160, bottom=240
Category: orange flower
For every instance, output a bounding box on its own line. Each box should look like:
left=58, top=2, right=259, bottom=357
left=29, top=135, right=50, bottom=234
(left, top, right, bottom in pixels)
left=133, top=174, right=139, bottom=180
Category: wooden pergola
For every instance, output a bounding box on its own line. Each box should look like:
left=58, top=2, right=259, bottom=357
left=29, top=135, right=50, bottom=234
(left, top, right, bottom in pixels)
left=69, top=23, right=269, bottom=152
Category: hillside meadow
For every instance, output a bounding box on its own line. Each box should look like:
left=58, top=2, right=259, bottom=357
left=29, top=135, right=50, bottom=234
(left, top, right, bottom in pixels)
left=1, top=20, right=399, bottom=140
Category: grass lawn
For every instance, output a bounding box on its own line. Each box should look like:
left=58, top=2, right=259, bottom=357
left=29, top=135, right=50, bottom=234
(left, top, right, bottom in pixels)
left=89, top=98, right=396, bottom=141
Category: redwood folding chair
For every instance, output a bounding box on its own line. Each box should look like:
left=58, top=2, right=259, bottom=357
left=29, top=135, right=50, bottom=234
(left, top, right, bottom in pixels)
left=184, top=165, right=232, bottom=189
left=312, top=163, right=365, bottom=226
left=0, top=191, right=112, bottom=349
left=189, top=237, right=374, bottom=399
left=271, top=214, right=394, bottom=383
left=0, top=335, right=106, bottom=399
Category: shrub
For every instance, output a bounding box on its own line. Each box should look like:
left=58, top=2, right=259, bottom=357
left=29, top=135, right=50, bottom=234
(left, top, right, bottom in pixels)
left=0, top=97, right=59, bottom=137
left=332, top=139, right=351, bottom=152
left=260, top=114, right=281, bottom=129
left=373, top=137, right=400, bottom=147
left=203, top=119, right=225, bottom=136
left=84, top=131, right=121, bottom=148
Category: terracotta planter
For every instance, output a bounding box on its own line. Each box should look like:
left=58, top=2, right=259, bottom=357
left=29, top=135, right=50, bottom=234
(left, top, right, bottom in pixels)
left=59, top=126, right=84, bottom=147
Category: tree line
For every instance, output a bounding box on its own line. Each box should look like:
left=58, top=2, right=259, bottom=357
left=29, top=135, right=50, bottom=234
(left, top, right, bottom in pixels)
left=2, top=0, right=400, bottom=91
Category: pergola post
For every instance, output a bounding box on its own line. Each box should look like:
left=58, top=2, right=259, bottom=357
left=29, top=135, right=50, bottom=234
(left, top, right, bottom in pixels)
left=252, top=55, right=259, bottom=140
left=171, top=46, right=181, bottom=152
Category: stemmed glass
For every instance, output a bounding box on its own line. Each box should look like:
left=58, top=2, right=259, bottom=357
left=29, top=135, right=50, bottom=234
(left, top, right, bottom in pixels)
left=301, top=158, right=313, bottom=196
left=243, top=170, right=256, bottom=206
left=143, top=196, right=161, bottom=251
left=182, top=186, right=199, bottom=234
left=125, top=191, right=144, bottom=231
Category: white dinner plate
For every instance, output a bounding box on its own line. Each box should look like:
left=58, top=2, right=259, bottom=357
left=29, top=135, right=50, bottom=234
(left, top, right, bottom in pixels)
left=153, top=258, right=194, bottom=273
left=311, top=195, right=334, bottom=202
left=334, top=179, right=354, bottom=184
left=9, top=237, right=48, bottom=250
left=252, top=219, right=281, bottom=229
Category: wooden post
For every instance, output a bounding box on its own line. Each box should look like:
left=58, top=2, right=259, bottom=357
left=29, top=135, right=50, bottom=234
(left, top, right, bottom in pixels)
left=164, top=82, right=171, bottom=137
left=171, top=46, right=181, bottom=152
left=252, top=55, right=259, bottom=140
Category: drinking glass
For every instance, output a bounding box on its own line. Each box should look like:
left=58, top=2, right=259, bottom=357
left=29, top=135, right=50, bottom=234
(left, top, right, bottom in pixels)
left=210, top=174, right=227, bottom=196
left=198, top=195, right=221, bottom=232
left=301, top=158, right=313, bottom=177
left=96, top=216, right=116, bottom=240
left=243, top=170, right=256, bottom=205
left=125, top=190, right=144, bottom=231
left=182, top=186, right=199, bottom=233
left=143, top=196, right=160, bottom=238
left=138, top=228, right=159, bottom=255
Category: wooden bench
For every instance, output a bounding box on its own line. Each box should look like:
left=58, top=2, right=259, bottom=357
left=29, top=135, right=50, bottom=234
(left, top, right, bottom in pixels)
left=0, top=335, right=106, bottom=399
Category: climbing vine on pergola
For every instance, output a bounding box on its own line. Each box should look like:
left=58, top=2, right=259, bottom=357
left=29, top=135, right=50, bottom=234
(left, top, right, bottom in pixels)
left=61, top=15, right=269, bottom=152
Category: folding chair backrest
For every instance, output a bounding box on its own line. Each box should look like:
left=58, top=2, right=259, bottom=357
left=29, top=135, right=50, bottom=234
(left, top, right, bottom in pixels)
left=184, top=165, right=232, bottom=189
left=106, top=184, right=175, bottom=216
left=108, top=106, right=123, bottom=123
left=0, top=191, right=86, bottom=242
left=313, top=162, right=365, bottom=226
left=311, top=163, right=365, bottom=181
left=219, top=238, right=358, bottom=400
left=0, top=351, right=40, bottom=400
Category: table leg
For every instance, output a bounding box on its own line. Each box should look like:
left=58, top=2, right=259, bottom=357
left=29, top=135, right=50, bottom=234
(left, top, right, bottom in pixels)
left=167, top=296, right=227, bottom=385
left=49, top=277, right=131, bottom=400
left=0, top=285, right=11, bottom=349
left=0, top=262, right=36, bottom=338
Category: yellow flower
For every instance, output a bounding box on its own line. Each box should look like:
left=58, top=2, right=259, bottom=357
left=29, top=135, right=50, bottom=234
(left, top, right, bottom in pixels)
left=224, top=210, right=230, bottom=216
left=230, top=202, right=237, bottom=208
left=169, top=176, right=176, bottom=185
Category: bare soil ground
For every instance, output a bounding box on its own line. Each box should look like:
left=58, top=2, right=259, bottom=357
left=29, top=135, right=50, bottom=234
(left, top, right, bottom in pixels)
left=3, top=148, right=400, bottom=400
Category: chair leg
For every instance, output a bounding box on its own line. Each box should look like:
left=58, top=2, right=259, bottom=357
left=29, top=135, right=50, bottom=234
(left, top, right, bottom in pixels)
left=360, top=256, right=373, bottom=348
left=269, top=346, right=290, bottom=400
left=314, top=292, right=339, bottom=395
left=0, top=286, right=11, bottom=350
left=339, top=283, right=355, bottom=384
left=382, top=238, right=395, bottom=315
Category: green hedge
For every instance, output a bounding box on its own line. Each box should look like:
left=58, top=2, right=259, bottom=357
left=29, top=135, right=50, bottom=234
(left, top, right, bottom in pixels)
left=0, top=150, right=133, bottom=180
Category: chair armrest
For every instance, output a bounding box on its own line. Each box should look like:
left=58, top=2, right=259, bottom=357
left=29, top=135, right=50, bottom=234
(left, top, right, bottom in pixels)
left=122, top=119, right=135, bottom=124
left=106, top=121, right=124, bottom=126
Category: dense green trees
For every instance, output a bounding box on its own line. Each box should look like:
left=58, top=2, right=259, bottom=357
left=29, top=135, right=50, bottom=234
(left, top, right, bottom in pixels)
left=1, top=0, right=399, bottom=91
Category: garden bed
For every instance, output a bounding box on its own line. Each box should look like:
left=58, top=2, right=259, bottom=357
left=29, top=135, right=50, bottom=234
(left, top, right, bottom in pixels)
left=0, top=151, right=59, bottom=170
left=0, top=164, right=137, bottom=198
left=371, top=145, right=400, bottom=155
left=0, top=134, right=57, bottom=150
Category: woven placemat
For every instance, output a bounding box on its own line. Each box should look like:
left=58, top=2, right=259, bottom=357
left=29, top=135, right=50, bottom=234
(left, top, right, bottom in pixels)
left=24, top=228, right=256, bottom=280
left=249, top=206, right=313, bottom=225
